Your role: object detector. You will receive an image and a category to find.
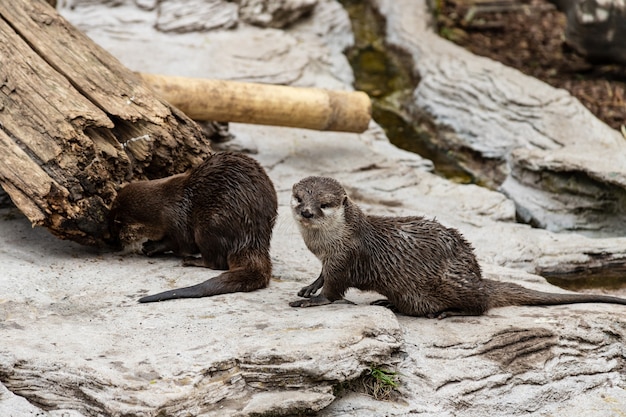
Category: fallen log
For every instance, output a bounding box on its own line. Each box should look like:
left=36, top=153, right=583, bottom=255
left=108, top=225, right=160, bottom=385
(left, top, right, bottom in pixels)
left=0, top=0, right=213, bottom=246
left=140, top=73, right=372, bottom=133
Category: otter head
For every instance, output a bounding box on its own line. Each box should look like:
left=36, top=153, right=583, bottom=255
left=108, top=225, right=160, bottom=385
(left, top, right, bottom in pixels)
left=291, top=176, right=349, bottom=233
left=107, top=181, right=168, bottom=247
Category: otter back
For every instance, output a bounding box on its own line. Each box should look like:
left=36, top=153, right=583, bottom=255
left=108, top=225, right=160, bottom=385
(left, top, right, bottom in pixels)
left=109, top=152, right=278, bottom=303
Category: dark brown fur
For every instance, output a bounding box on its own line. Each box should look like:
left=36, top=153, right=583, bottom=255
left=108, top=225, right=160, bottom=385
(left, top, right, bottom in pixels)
left=289, top=176, right=626, bottom=317
left=109, top=152, right=277, bottom=303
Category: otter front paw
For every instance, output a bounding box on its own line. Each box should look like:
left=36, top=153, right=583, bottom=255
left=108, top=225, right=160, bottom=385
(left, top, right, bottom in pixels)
left=297, top=276, right=324, bottom=297
left=289, top=295, right=332, bottom=308
left=298, top=283, right=320, bottom=298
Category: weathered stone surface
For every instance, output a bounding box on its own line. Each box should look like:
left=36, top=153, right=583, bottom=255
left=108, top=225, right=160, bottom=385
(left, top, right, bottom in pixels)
left=67, top=0, right=318, bottom=34
left=61, top=11, right=313, bottom=87
left=323, top=268, right=626, bottom=416
left=156, top=0, right=238, bottom=33
left=372, top=0, right=626, bottom=236
left=0, top=206, right=402, bottom=415
left=238, top=0, right=317, bottom=28
left=502, top=145, right=626, bottom=236
left=1, top=0, right=626, bottom=415
left=0, top=383, right=46, bottom=417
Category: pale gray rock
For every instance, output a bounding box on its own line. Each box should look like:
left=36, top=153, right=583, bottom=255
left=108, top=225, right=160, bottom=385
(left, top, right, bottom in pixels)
left=373, top=0, right=626, bottom=236
left=0, top=207, right=402, bottom=415
left=389, top=286, right=626, bottom=417
left=237, top=0, right=317, bottom=28
left=283, top=0, right=356, bottom=89
left=1, top=0, right=625, bottom=415
left=240, top=390, right=335, bottom=415
left=155, top=0, right=238, bottom=33
left=60, top=4, right=316, bottom=85
left=0, top=383, right=54, bottom=417
left=502, top=145, right=626, bottom=236
left=323, top=269, right=626, bottom=416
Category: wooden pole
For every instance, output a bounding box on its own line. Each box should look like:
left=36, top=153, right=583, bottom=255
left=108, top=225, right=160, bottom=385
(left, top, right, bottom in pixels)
left=139, top=73, right=372, bottom=133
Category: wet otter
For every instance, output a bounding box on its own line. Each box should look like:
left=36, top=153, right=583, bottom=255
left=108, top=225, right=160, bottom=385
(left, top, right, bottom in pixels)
left=109, top=152, right=277, bottom=303
left=288, top=176, right=626, bottom=317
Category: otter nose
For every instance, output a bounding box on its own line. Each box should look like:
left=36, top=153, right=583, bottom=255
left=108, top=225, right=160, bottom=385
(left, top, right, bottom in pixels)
left=301, top=209, right=314, bottom=219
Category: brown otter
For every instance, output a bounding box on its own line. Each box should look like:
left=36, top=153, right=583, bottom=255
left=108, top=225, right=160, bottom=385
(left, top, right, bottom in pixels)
left=109, top=152, right=277, bottom=303
left=288, top=176, right=626, bottom=317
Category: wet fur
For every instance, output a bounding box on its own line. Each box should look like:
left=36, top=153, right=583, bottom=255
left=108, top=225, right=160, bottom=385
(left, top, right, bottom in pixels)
left=289, top=176, right=626, bottom=317
left=109, top=152, right=277, bottom=302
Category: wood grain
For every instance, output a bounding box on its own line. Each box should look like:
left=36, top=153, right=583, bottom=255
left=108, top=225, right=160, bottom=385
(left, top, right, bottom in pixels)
left=0, top=0, right=211, bottom=246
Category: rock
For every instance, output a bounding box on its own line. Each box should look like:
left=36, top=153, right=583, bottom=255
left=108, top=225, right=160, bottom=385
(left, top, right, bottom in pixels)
left=60, top=6, right=313, bottom=86
left=241, top=391, right=335, bottom=415
left=108, top=0, right=317, bottom=34
left=502, top=145, right=626, bottom=236
left=380, top=287, right=626, bottom=416
left=0, top=207, right=402, bottom=415
left=238, top=0, right=317, bottom=28
left=1, top=0, right=625, bottom=415
left=323, top=267, right=626, bottom=416
left=0, top=383, right=51, bottom=417
left=372, top=0, right=626, bottom=236
left=155, top=0, right=238, bottom=33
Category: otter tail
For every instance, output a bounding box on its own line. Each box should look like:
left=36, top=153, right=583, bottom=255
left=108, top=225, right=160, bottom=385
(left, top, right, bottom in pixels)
left=138, top=267, right=270, bottom=303
left=484, top=279, right=626, bottom=310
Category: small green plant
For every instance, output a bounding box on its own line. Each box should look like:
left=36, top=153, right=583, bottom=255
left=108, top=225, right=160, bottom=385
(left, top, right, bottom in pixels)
left=362, top=366, right=400, bottom=400
left=333, top=365, right=402, bottom=401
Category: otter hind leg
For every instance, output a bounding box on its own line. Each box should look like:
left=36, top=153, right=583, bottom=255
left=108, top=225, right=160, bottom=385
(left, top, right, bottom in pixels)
left=371, top=299, right=399, bottom=312
left=142, top=238, right=177, bottom=257
left=426, top=308, right=485, bottom=319
left=187, top=231, right=232, bottom=270
left=182, top=255, right=228, bottom=270
left=289, top=295, right=356, bottom=308
left=290, top=294, right=332, bottom=308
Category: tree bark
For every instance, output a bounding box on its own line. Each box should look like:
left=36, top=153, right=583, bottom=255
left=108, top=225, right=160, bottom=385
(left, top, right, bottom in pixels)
left=0, top=0, right=212, bottom=246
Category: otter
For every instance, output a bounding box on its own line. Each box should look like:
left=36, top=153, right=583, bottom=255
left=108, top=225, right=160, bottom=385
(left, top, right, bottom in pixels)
left=288, top=176, right=626, bottom=317
left=109, top=152, right=277, bottom=303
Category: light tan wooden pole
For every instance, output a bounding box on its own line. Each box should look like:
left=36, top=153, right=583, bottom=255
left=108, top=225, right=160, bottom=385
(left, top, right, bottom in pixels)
left=139, top=73, right=372, bottom=133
